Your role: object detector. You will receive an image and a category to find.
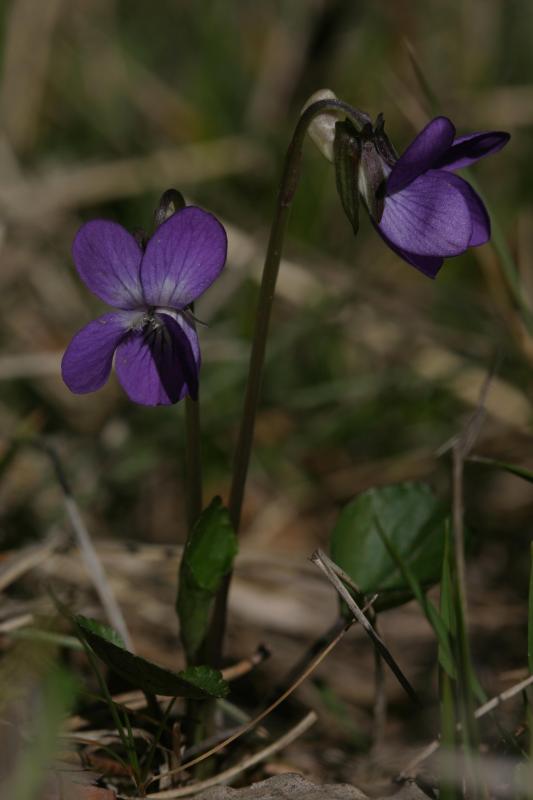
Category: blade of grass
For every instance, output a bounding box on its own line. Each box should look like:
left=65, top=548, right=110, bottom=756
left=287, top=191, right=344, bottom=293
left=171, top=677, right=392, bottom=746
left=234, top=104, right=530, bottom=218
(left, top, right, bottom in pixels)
left=466, top=173, right=533, bottom=333
left=374, top=517, right=456, bottom=678
left=9, top=667, right=77, bottom=800
left=469, top=455, right=533, bottom=485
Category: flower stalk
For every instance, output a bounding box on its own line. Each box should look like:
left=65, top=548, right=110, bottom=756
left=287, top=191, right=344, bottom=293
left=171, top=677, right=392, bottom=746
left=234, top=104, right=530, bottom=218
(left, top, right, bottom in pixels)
left=228, top=97, right=368, bottom=534
left=205, top=98, right=369, bottom=666
left=184, top=337, right=203, bottom=530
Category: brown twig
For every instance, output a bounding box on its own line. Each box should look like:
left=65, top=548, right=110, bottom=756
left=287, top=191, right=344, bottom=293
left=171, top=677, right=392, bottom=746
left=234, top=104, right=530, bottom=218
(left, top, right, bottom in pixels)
left=145, top=601, right=365, bottom=789
left=221, top=645, right=271, bottom=682
left=311, top=549, right=419, bottom=706
left=399, top=672, right=533, bottom=780
left=143, top=711, right=318, bottom=800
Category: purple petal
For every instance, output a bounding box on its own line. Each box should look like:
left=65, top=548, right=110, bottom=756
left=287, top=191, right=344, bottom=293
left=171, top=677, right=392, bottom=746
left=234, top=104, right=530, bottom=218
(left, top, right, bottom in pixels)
left=141, top=207, right=227, bottom=309
left=114, top=313, right=199, bottom=406
left=73, top=221, right=144, bottom=309
left=379, top=169, right=472, bottom=257
left=62, top=312, right=136, bottom=393
left=158, top=311, right=201, bottom=366
left=386, top=117, right=456, bottom=194
left=440, top=173, right=490, bottom=246
left=374, top=223, right=444, bottom=278
left=435, top=131, right=510, bottom=171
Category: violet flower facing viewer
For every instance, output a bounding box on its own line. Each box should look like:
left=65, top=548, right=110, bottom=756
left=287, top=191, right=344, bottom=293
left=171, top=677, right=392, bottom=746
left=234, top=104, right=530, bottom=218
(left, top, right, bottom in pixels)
left=62, top=206, right=227, bottom=405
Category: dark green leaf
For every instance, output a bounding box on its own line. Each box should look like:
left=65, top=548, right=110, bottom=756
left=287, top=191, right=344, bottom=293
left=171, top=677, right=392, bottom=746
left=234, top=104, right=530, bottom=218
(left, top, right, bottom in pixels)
left=75, top=616, right=228, bottom=698
left=333, top=120, right=361, bottom=236
left=181, top=497, right=237, bottom=592
left=469, top=455, right=533, bottom=484
left=330, top=482, right=447, bottom=609
left=177, top=497, right=238, bottom=662
left=372, top=514, right=456, bottom=677
left=75, top=615, right=125, bottom=649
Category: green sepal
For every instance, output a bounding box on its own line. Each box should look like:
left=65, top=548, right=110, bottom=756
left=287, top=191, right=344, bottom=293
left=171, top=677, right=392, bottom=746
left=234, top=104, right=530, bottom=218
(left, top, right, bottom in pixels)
left=333, top=119, right=361, bottom=237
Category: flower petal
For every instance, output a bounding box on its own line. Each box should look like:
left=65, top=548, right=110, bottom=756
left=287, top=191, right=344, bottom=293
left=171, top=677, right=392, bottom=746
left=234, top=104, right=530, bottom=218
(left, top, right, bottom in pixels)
left=374, top=223, right=444, bottom=278
left=157, top=310, right=201, bottom=366
left=141, top=207, right=227, bottom=309
left=440, top=173, right=490, bottom=246
left=435, top=131, right=510, bottom=171
left=114, top=314, right=199, bottom=406
left=73, top=221, right=144, bottom=309
left=62, top=312, right=135, bottom=394
left=386, top=116, right=456, bottom=194
left=379, top=169, right=472, bottom=257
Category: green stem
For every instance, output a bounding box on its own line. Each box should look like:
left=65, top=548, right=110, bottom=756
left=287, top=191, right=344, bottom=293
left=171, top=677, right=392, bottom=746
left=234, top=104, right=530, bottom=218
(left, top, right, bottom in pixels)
left=184, top=300, right=203, bottom=532
left=207, top=98, right=366, bottom=665
left=182, top=336, right=208, bottom=758
left=185, top=393, right=202, bottom=530
left=227, top=98, right=366, bottom=534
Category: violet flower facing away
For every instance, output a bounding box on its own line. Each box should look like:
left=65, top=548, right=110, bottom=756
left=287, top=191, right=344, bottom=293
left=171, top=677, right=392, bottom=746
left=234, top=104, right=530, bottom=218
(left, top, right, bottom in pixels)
left=374, top=116, right=510, bottom=277
left=306, top=92, right=510, bottom=278
left=62, top=206, right=227, bottom=405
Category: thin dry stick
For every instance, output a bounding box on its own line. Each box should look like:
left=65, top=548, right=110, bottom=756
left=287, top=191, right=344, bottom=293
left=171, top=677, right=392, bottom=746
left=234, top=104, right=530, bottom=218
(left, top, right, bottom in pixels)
left=221, top=645, right=270, bottom=682
left=311, top=549, right=419, bottom=706
left=37, top=441, right=133, bottom=651
left=370, top=612, right=387, bottom=760
left=145, top=598, right=376, bottom=789
left=0, top=530, right=65, bottom=592
left=0, top=613, right=34, bottom=633
left=399, top=672, right=533, bottom=779
left=139, top=711, right=317, bottom=799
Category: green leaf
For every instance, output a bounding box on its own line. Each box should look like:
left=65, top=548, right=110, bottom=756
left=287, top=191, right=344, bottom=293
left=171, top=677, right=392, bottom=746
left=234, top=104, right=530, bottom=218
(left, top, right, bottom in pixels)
left=75, top=614, right=125, bottom=649
left=470, top=455, right=533, bottom=484
left=330, top=482, right=447, bottom=609
left=372, top=514, right=456, bottom=678
left=333, top=120, right=361, bottom=237
left=439, top=526, right=456, bottom=638
left=9, top=666, right=78, bottom=800
left=75, top=616, right=228, bottom=699
left=178, top=666, right=229, bottom=699
left=177, top=497, right=238, bottom=662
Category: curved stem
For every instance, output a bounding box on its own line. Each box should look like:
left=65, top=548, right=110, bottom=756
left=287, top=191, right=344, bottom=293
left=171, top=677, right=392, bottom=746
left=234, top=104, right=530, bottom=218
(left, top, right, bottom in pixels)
left=227, top=97, right=364, bottom=532
left=209, top=98, right=364, bottom=664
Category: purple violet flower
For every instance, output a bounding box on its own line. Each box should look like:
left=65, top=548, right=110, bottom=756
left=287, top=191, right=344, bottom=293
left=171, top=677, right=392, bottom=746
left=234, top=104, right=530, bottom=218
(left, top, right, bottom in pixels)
left=61, top=206, right=227, bottom=406
left=369, top=116, right=510, bottom=277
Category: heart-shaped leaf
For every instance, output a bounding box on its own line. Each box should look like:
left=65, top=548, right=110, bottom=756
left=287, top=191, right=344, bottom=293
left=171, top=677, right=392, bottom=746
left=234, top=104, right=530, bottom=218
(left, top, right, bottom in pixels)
left=330, top=481, right=447, bottom=610
left=75, top=615, right=125, bottom=649
left=75, top=616, right=228, bottom=699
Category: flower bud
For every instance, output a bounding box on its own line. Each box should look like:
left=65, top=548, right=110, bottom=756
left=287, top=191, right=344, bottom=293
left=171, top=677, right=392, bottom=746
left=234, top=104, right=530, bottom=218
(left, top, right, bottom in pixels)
left=154, top=189, right=186, bottom=229
left=301, top=89, right=344, bottom=162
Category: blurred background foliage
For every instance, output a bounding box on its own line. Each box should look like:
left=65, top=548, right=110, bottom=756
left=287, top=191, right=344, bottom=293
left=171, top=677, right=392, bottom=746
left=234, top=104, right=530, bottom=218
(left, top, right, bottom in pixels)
left=0, top=0, right=532, bottom=649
